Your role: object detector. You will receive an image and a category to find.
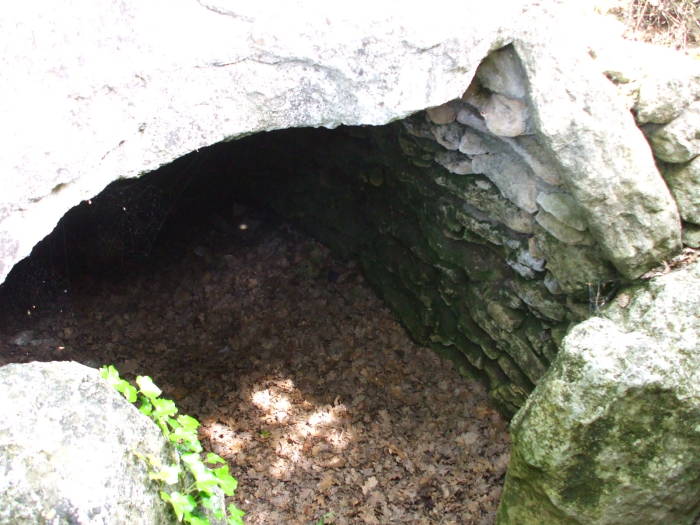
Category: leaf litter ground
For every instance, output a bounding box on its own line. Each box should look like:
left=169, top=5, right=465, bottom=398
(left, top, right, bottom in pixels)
left=0, top=210, right=510, bottom=525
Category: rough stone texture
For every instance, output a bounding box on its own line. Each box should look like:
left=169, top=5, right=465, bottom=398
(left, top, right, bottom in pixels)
left=647, top=101, right=700, bottom=163
left=0, top=360, right=224, bottom=525
left=660, top=158, right=700, bottom=225
left=535, top=192, right=587, bottom=232
left=482, top=94, right=530, bottom=137
left=0, top=0, right=524, bottom=285
left=0, top=0, right=692, bottom=415
left=594, top=38, right=700, bottom=124
left=426, top=101, right=459, bottom=125
left=475, top=45, right=528, bottom=99
left=684, top=224, right=700, bottom=248
left=512, top=36, right=681, bottom=278
left=0, top=0, right=686, bottom=287
left=497, top=261, right=700, bottom=525
left=595, top=34, right=700, bottom=252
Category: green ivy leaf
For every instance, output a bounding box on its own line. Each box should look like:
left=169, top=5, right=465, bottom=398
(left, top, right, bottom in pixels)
left=169, top=421, right=193, bottom=437
left=227, top=504, right=246, bottom=525
left=204, top=452, right=226, bottom=465
left=136, top=375, right=162, bottom=399
left=139, top=398, right=153, bottom=416
left=100, top=366, right=137, bottom=401
left=156, top=419, right=172, bottom=439
left=101, top=364, right=244, bottom=524
left=149, top=464, right=181, bottom=485
left=163, top=491, right=196, bottom=522
left=195, top=473, right=219, bottom=493
left=182, top=453, right=207, bottom=477
left=177, top=414, right=201, bottom=432
left=184, top=513, right=210, bottom=525
left=152, top=397, right=178, bottom=419
left=213, top=466, right=238, bottom=496
left=199, top=493, right=218, bottom=511
left=117, top=380, right=138, bottom=403
left=99, top=365, right=120, bottom=383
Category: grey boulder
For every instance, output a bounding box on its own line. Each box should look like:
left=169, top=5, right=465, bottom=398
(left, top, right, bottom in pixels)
left=661, top=156, right=700, bottom=226
left=497, top=260, right=700, bottom=525
left=0, top=361, right=222, bottom=525
left=647, top=100, right=700, bottom=163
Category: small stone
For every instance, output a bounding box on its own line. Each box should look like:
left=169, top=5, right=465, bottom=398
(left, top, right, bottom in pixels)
left=486, top=301, right=525, bottom=332
left=647, top=101, right=700, bottom=163
left=535, top=210, right=592, bottom=245
left=482, top=93, right=529, bottom=137
left=543, top=272, right=562, bottom=295
left=434, top=151, right=473, bottom=175
left=528, top=236, right=544, bottom=259
left=508, top=278, right=566, bottom=322
left=430, top=122, right=463, bottom=151
left=660, top=157, right=700, bottom=224
left=461, top=82, right=490, bottom=112
left=475, top=45, right=527, bottom=99
left=535, top=191, right=587, bottom=231
left=471, top=152, right=538, bottom=214
left=426, top=101, right=458, bottom=125
left=458, top=129, right=489, bottom=155
left=501, top=135, right=563, bottom=186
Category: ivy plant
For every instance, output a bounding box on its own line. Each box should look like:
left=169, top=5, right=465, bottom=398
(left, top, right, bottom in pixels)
left=100, top=365, right=245, bottom=525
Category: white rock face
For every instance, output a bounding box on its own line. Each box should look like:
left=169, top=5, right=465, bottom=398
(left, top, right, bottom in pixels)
left=593, top=38, right=700, bottom=124
left=0, top=0, right=524, bottom=284
left=0, top=361, right=224, bottom=524
left=0, top=0, right=686, bottom=285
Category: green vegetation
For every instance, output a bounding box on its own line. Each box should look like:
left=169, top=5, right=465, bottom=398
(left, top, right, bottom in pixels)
left=100, top=365, right=245, bottom=525
left=315, top=511, right=335, bottom=525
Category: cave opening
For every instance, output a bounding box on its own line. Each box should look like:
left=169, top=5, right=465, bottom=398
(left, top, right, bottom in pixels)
left=0, top=120, right=514, bottom=523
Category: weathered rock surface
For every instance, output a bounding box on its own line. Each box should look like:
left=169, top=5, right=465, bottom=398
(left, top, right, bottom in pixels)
left=0, top=0, right=695, bottom=416
left=647, top=101, right=700, bottom=163
left=0, top=361, right=222, bottom=524
left=497, top=261, right=700, bottom=525
left=512, top=36, right=681, bottom=278
left=0, top=0, right=686, bottom=287
left=594, top=38, right=700, bottom=124
left=661, top=157, right=700, bottom=225
left=0, top=0, right=524, bottom=284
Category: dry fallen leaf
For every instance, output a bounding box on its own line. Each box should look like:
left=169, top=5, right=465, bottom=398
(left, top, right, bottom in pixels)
left=362, top=476, right=379, bottom=495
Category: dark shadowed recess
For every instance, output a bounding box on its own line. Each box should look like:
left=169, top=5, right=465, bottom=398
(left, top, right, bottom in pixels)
left=1, top=119, right=558, bottom=417
left=0, top=126, right=353, bottom=317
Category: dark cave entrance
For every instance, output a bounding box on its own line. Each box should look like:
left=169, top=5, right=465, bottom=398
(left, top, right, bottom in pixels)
left=1, top=110, right=565, bottom=417
left=0, top=124, right=394, bottom=306
left=0, top=121, right=514, bottom=523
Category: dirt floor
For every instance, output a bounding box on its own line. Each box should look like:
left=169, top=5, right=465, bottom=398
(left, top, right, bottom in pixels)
left=0, top=208, right=510, bottom=525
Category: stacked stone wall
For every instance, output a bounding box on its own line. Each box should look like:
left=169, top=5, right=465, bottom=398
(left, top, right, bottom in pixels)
left=226, top=42, right=699, bottom=415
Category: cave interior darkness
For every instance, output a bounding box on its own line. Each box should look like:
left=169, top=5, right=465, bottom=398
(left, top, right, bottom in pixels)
left=1, top=112, right=557, bottom=418
left=0, top=121, right=519, bottom=523
left=1, top=125, right=378, bottom=314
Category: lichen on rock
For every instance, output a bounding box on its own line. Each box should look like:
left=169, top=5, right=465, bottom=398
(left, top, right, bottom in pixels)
left=497, top=260, right=700, bottom=525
